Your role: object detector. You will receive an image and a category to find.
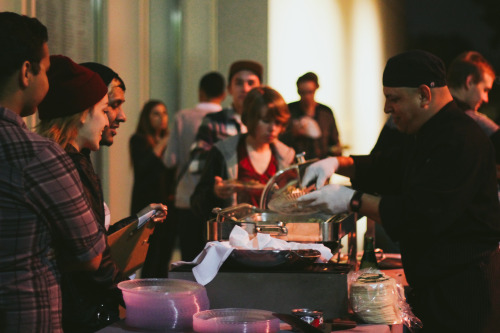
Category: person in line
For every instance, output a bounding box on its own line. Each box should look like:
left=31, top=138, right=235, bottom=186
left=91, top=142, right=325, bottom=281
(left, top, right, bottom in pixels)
left=191, top=86, right=295, bottom=222
left=130, top=100, right=173, bottom=213
left=188, top=60, right=263, bottom=236
left=79, top=62, right=132, bottom=235
left=298, top=50, right=500, bottom=332
left=81, top=62, right=167, bottom=233
left=129, top=100, right=176, bottom=277
left=0, top=12, right=106, bottom=332
left=189, top=60, right=263, bottom=176
left=80, top=62, right=126, bottom=148
left=280, top=72, right=342, bottom=159
left=37, top=55, right=168, bottom=332
left=162, top=71, right=226, bottom=263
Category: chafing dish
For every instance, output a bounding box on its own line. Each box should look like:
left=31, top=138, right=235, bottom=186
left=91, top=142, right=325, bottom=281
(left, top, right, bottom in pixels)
left=209, top=204, right=353, bottom=244
left=206, top=158, right=357, bottom=253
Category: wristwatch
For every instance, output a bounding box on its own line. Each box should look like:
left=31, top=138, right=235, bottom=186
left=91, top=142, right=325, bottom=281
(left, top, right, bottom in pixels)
left=349, top=191, right=363, bottom=213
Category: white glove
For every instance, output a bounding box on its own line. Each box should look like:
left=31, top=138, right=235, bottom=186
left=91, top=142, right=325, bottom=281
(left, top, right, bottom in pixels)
left=297, top=184, right=354, bottom=214
left=301, top=157, right=339, bottom=189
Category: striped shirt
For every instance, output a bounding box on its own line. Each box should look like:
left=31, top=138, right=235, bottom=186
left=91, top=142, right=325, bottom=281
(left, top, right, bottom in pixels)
left=189, top=107, right=247, bottom=174
left=0, top=107, right=106, bottom=332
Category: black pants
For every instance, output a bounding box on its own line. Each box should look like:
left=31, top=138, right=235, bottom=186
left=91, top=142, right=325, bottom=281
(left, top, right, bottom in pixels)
left=141, top=206, right=178, bottom=278
left=409, top=248, right=500, bottom=333
left=177, top=207, right=206, bottom=261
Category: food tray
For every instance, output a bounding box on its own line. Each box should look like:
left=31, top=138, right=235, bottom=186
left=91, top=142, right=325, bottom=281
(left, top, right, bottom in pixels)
left=224, top=249, right=321, bottom=269
left=267, top=182, right=318, bottom=215
left=209, top=203, right=351, bottom=244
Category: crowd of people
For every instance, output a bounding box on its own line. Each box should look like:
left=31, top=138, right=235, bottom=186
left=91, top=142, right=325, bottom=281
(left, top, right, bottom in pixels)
left=2, top=10, right=500, bottom=333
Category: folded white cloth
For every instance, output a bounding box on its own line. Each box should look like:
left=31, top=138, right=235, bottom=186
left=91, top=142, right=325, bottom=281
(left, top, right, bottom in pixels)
left=171, top=225, right=334, bottom=285
left=170, top=242, right=234, bottom=286
left=229, top=226, right=334, bottom=262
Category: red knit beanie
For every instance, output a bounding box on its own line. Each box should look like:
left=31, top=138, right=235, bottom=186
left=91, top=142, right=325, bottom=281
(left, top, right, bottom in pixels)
left=38, top=55, right=108, bottom=120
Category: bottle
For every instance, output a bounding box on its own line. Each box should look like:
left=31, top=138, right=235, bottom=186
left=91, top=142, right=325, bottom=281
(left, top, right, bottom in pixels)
left=359, top=236, right=379, bottom=270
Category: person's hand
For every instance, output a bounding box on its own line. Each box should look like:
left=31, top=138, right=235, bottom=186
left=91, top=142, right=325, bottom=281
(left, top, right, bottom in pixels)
left=297, top=184, right=354, bottom=214
left=137, top=203, right=168, bottom=223
left=214, top=176, right=235, bottom=199
left=154, top=136, right=169, bottom=157
left=301, top=157, right=339, bottom=189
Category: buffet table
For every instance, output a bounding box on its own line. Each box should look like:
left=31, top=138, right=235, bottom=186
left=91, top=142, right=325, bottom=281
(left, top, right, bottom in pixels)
left=169, top=262, right=350, bottom=319
left=96, top=319, right=402, bottom=332
left=95, top=262, right=406, bottom=333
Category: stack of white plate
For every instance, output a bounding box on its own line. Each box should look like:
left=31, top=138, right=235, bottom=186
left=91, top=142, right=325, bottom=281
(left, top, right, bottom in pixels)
left=118, top=278, right=209, bottom=331
left=193, top=308, right=280, bottom=333
left=350, top=273, right=401, bottom=324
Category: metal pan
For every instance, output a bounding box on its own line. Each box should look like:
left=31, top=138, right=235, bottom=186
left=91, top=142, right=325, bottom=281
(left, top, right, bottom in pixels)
left=223, top=249, right=321, bottom=269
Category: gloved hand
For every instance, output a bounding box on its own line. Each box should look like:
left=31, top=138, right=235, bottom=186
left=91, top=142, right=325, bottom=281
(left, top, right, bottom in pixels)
left=301, top=157, right=339, bottom=189
left=297, top=184, right=354, bottom=214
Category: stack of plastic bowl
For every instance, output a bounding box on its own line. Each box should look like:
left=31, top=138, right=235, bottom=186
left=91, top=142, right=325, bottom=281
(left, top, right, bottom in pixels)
left=118, top=278, right=209, bottom=331
left=193, top=308, right=280, bottom=333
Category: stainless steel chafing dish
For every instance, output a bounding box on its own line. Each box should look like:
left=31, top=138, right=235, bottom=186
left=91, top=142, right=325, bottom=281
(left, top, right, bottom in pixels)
left=209, top=204, right=354, bottom=244
left=207, top=157, right=357, bottom=252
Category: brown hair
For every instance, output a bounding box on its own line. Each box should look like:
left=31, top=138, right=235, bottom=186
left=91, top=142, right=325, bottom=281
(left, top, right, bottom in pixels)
left=241, top=86, right=290, bottom=136
left=134, top=99, right=168, bottom=147
left=447, top=51, right=496, bottom=89
left=297, top=72, right=319, bottom=88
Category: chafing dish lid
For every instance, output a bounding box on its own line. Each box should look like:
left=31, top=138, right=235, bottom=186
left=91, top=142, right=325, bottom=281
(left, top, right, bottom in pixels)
left=259, top=159, right=317, bottom=211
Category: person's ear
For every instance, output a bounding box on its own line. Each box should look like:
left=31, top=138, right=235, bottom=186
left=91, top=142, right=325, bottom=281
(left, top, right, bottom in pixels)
left=465, top=74, right=474, bottom=90
left=19, top=61, right=31, bottom=88
left=417, top=85, right=431, bottom=107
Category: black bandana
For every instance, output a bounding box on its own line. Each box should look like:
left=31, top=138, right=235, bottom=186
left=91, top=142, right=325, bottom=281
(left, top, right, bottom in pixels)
left=383, top=50, right=447, bottom=88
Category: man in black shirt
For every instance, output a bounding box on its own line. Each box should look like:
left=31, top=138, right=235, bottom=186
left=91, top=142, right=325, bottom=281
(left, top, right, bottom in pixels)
left=448, top=51, right=500, bottom=166
left=280, top=72, right=341, bottom=159
left=299, top=50, right=500, bottom=332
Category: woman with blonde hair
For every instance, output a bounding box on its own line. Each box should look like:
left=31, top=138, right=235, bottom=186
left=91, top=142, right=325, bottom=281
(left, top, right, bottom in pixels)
left=37, top=55, right=167, bottom=332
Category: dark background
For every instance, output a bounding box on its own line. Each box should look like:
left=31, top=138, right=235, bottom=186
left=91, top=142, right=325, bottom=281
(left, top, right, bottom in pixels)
left=402, top=0, right=500, bottom=122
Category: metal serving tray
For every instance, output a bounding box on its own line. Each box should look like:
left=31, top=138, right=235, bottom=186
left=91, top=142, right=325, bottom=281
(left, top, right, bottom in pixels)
left=208, top=203, right=354, bottom=244
left=206, top=158, right=356, bottom=248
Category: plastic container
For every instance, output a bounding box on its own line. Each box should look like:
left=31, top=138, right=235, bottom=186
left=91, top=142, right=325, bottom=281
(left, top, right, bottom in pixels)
left=193, top=308, right=280, bottom=333
left=118, top=278, right=209, bottom=331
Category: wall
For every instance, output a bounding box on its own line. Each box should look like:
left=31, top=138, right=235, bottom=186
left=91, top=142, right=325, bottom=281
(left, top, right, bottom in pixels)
left=99, top=0, right=150, bottom=220
left=217, top=0, right=268, bottom=108
left=0, top=0, right=405, bottom=223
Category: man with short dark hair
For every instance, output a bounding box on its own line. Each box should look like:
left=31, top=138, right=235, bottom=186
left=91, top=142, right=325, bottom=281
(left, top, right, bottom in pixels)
left=160, top=71, right=226, bottom=264
left=447, top=51, right=500, bottom=164
left=281, top=71, right=341, bottom=159
left=299, top=50, right=500, bottom=332
left=0, top=12, right=105, bottom=332
left=80, top=62, right=127, bottom=147
left=188, top=61, right=262, bottom=229
left=189, top=60, right=263, bottom=176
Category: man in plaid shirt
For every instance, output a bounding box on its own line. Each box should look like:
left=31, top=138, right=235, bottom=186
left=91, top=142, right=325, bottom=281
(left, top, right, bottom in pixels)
left=188, top=60, right=263, bottom=176
left=0, top=12, right=106, bottom=332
